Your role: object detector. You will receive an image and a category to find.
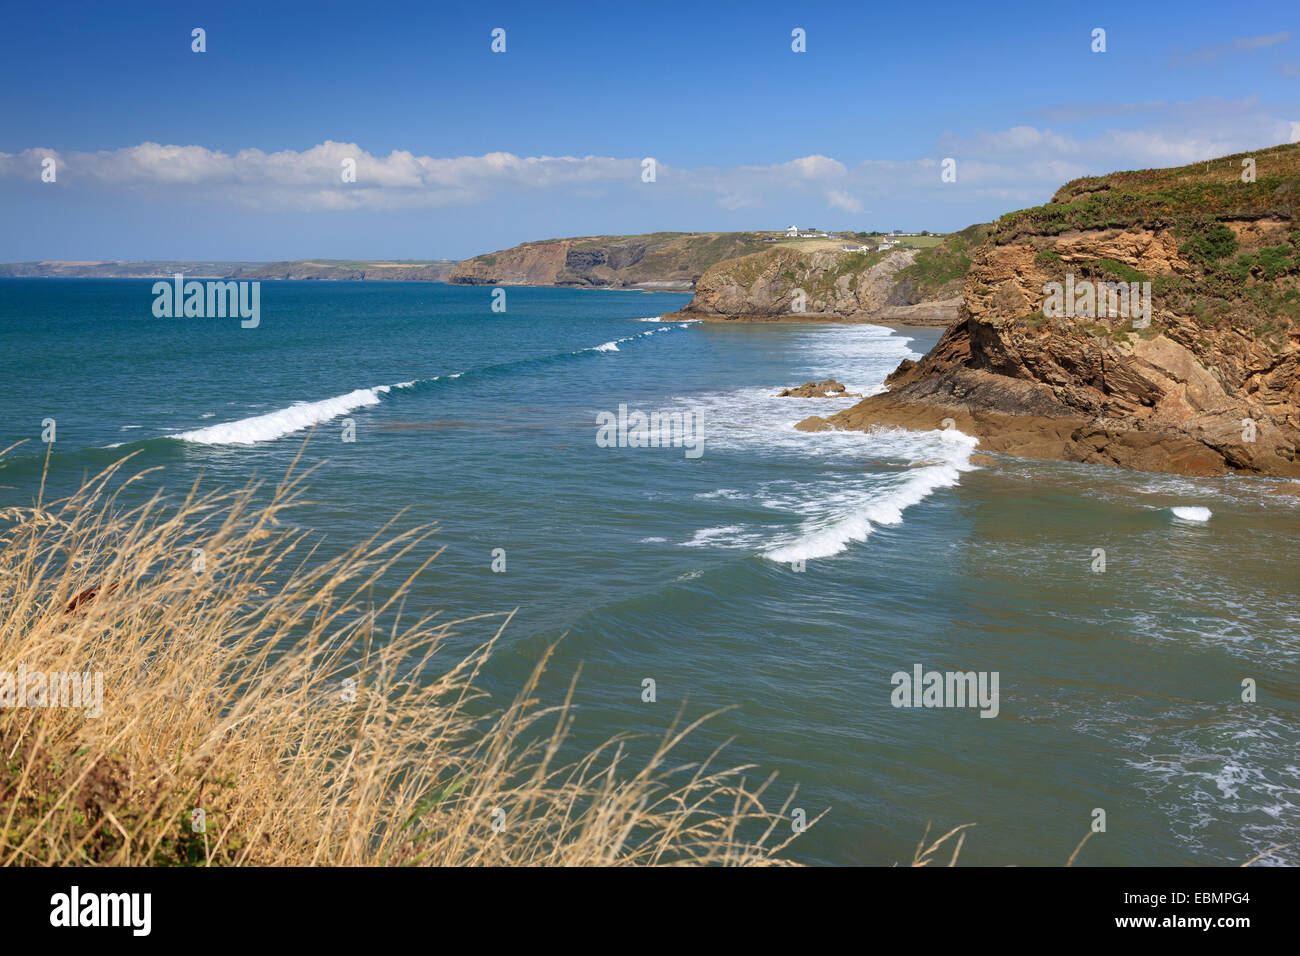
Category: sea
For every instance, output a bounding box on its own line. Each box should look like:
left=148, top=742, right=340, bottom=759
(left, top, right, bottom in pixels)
left=1, top=277, right=1297, bottom=866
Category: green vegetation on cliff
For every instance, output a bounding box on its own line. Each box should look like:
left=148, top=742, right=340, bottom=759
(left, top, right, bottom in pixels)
left=1154, top=227, right=1300, bottom=351
left=982, top=143, right=1300, bottom=352
left=991, top=142, right=1300, bottom=244
left=893, top=223, right=992, bottom=302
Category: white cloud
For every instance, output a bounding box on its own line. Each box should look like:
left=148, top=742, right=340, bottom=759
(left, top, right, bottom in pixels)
left=825, top=189, right=863, bottom=213
left=0, top=142, right=643, bottom=210
left=1235, top=32, right=1291, bottom=52
left=1, top=99, right=1295, bottom=222
left=780, top=155, right=847, bottom=180
left=1171, top=32, right=1291, bottom=67
left=934, top=98, right=1296, bottom=185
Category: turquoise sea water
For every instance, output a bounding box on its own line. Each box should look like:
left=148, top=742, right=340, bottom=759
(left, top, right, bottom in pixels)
left=2, top=278, right=1297, bottom=866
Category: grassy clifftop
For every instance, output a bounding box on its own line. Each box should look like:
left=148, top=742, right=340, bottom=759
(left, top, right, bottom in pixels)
left=992, top=142, right=1300, bottom=244
left=893, top=224, right=992, bottom=303
left=985, top=142, right=1300, bottom=350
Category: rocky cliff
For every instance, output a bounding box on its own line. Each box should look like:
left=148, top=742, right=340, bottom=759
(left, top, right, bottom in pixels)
left=448, top=232, right=771, bottom=290
left=800, top=143, right=1300, bottom=477
left=664, top=230, right=985, bottom=325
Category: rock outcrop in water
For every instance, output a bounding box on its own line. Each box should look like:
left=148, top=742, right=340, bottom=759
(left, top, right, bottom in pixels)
left=777, top=379, right=860, bottom=398
left=799, top=143, right=1300, bottom=477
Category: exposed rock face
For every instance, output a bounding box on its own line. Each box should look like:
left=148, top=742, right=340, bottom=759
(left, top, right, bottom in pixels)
left=868, top=298, right=962, bottom=326
left=663, top=231, right=982, bottom=326
left=448, top=232, right=772, bottom=290
left=449, top=241, right=571, bottom=285
left=777, top=379, right=860, bottom=398
left=565, top=248, right=609, bottom=270
left=666, top=246, right=925, bottom=322
left=806, top=144, right=1300, bottom=477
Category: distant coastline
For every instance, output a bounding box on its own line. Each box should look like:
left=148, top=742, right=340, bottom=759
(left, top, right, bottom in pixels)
left=0, top=259, right=459, bottom=281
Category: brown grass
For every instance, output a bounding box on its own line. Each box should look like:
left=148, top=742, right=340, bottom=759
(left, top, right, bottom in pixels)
left=0, top=446, right=806, bottom=866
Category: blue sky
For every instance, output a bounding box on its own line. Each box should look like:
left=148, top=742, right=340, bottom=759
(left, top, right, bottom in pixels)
left=1, top=0, right=1297, bottom=260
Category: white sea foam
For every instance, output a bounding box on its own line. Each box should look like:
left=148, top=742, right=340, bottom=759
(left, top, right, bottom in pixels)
left=695, top=488, right=744, bottom=500
left=635, top=313, right=696, bottom=326
left=1074, top=703, right=1300, bottom=865
left=175, top=384, right=406, bottom=445
left=679, top=525, right=768, bottom=549
left=585, top=326, right=677, bottom=354
left=1170, top=506, right=1212, bottom=522
left=128, top=319, right=684, bottom=447
left=670, top=323, right=976, bottom=561
left=168, top=324, right=679, bottom=448
left=763, top=455, right=973, bottom=562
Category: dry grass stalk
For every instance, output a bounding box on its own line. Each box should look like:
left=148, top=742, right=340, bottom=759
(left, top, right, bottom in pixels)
left=0, top=447, right=800, bottom=866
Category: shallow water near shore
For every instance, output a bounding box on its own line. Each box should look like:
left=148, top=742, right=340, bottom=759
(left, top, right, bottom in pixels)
left=2, top=278, right=1297, bottom=866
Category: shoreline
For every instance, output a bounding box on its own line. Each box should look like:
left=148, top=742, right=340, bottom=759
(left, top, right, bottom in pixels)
left=796, top=392, right=1300, bottom=479
left=785, top=326, right=1297, bottom=481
